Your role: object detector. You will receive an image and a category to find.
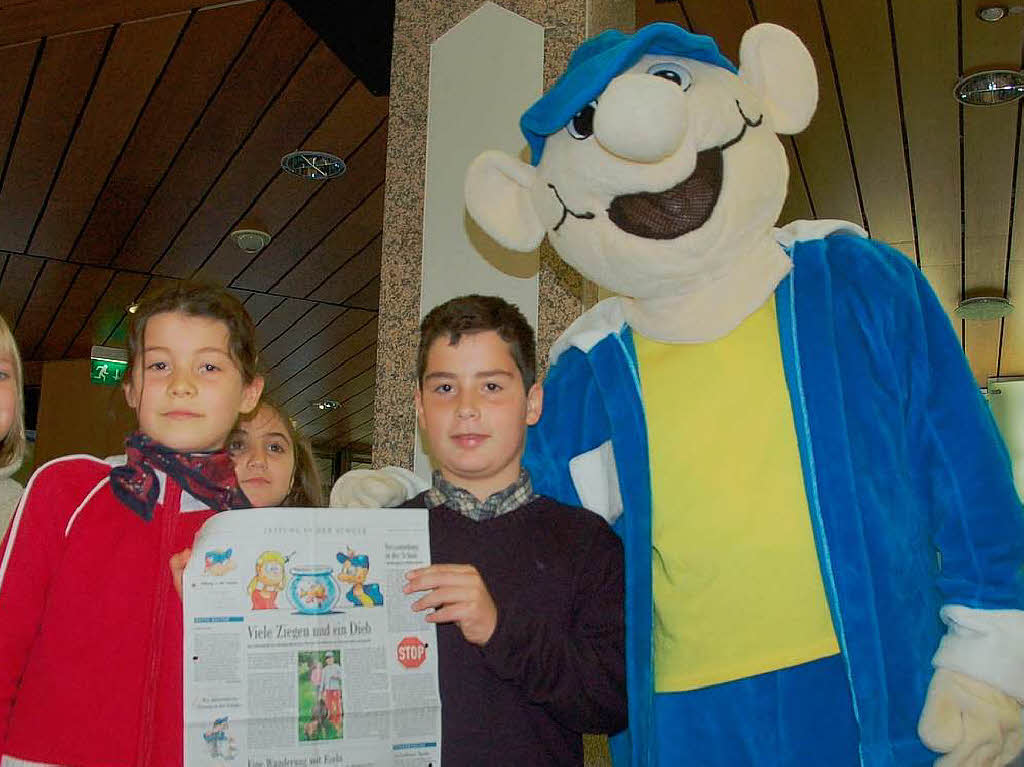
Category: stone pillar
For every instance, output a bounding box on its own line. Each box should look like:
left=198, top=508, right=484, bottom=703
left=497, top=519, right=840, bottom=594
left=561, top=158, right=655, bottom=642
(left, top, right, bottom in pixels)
left=375, top=0, right=633, bottom=471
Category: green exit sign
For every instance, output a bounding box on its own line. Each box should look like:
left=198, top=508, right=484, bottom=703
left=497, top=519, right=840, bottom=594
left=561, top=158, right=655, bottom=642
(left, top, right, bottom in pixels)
left=90, top=345, right=128, bottom=387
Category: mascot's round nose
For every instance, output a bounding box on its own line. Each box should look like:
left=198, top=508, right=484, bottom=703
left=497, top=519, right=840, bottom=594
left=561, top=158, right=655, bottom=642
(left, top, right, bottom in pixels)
left=593, top=73, right=688, bottom=163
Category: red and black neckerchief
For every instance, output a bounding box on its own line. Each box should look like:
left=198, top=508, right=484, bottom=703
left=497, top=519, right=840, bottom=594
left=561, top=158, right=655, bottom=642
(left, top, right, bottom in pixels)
left=110, top=431, right=251, bottom=521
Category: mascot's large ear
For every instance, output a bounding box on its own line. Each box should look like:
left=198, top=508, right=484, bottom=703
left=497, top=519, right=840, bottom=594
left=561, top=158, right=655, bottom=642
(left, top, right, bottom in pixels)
left=738, top=23, right=817, bottom=135
left=464, top=150, right=545, bottom=252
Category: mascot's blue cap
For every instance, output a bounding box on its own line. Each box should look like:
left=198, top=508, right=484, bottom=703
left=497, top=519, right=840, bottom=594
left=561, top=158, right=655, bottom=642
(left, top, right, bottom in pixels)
left=520, top=23, right=736, bottom=165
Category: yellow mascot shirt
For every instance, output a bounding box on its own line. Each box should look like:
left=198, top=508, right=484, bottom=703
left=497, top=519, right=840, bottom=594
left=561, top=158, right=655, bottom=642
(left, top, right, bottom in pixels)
left=634, top=295, right=839, bottom=692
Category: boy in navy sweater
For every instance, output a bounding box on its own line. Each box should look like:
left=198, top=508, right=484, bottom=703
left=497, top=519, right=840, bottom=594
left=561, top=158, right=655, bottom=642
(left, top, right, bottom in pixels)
left=401, top=294, right=626, bottom=766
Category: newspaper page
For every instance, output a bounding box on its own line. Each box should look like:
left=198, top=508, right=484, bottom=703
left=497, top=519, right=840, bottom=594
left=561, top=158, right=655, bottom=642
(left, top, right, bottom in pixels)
left=183, top=507, right=440, bottom=767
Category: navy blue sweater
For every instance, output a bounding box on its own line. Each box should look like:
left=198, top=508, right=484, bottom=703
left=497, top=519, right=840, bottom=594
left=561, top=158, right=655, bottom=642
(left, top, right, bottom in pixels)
left=402, top=493, right=626, bottom=765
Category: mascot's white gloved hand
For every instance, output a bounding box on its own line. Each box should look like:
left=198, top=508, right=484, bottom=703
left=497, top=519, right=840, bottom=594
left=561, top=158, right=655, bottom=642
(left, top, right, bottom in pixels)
left=918, top=668, right=1024, bottom=766
left=329, top=466, right=427, bottom=508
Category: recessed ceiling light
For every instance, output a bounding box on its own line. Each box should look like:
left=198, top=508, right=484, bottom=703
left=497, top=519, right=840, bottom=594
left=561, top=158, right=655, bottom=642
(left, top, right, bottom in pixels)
left=230, top=229, right=271, bottom=254
left=955, top=296, right=1014, bottom=319
left=313, top=399, right=340, bottom=411
left=977, top=5, right=1008, bottom=21
left=126, top=303, right=139, bottom=314
left=281, top=151, right=346, bottom=180
left=954, top=69, right=1024, bottom=105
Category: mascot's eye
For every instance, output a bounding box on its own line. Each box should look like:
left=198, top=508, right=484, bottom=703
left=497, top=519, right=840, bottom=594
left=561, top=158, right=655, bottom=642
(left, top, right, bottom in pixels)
left=566, top=101, right=597, bottom=140
left=647, top=62, right=693, bottom=91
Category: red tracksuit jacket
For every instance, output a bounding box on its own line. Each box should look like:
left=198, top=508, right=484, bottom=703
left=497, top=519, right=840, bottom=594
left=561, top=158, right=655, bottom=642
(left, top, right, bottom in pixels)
left=0, top=455, right=215, bottom=766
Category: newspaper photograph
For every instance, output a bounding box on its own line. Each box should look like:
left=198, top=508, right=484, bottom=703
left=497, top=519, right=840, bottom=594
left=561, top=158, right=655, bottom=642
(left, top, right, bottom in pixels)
left=182, top=507, right=440, bottom=767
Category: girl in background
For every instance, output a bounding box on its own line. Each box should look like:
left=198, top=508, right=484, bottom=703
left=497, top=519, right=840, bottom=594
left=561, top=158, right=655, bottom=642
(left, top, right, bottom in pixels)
left=0, top=283, right=263, bottom=767
left=0, top=315, right=25, bottom=536
left=229, top=400, right=324, bottom=508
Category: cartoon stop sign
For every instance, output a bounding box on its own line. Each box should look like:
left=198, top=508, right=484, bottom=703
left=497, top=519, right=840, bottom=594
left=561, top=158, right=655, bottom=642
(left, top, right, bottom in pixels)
left=397, top=636, right=427, bottom=668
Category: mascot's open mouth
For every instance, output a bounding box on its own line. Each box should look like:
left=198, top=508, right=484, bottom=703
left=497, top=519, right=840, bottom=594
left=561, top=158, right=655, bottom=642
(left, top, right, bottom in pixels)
left=607, top=101, right=762, bottom=240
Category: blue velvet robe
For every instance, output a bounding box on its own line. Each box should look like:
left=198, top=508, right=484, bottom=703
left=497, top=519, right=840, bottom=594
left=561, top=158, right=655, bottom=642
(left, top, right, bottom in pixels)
left=524, top=233, right=1024, bottom=766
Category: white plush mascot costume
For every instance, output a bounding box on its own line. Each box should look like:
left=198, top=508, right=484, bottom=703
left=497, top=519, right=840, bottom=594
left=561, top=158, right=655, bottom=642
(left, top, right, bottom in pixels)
left=338, top=21, right=1024, bottom=767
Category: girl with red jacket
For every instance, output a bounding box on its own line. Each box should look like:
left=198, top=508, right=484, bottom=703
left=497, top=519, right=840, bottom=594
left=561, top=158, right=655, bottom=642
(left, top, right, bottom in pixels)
left=0, top=283, right=264, bottom=767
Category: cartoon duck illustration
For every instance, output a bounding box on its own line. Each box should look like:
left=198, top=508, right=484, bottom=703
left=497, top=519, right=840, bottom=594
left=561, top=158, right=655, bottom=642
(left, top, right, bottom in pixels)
left=336, top=548, right=383, bottom=607
left=203, top=715, right=236, bottom=761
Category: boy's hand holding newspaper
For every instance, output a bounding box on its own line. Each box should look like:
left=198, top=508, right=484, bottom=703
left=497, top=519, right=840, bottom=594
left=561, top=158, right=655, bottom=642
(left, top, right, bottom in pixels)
left=404, top=564, right=497, bottom=646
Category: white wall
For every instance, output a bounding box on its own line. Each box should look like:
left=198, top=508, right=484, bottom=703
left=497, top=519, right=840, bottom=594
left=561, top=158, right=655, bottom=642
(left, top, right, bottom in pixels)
left=414, top=3, right=544, bottom=479
left=987, top=377, right=1024, bottom=501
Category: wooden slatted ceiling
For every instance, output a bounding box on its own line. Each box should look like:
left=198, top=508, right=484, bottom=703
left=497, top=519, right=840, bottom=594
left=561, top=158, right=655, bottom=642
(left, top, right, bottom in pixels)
left=0, top=29, right=110, bottom=253
left=0, top=45, right=40, bottom=199
left=1003, top=102, right=1024, bottom=372
left=70, top=3, right=265, bottom=268
left=268, top=330, right=376, bottom=408
left=891, top=0, right=961, bottom=339
left=233, top=121, right=388, bottom=291
left=0, top=0, right=234, bottom=46
left=960, top=2, right=1017, bottom=381
left=29, top=15, right=188, bottom=260
left=264, top=311, right=376, bottom=390
left=34, top=265, right=114, bottom=360
left=115, top=4, right=319, bottom=273
left=0, top=254, right=43, bottom=327
left=0, top=0, right=385, bottom=450
left=637, top=0, right=1024, bottom=385
left=152, top=42, right=356, bottom=278
left=193, top=82, right=388, bottom=285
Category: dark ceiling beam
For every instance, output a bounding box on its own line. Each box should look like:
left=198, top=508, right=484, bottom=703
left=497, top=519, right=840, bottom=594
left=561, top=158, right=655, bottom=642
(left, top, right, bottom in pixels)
left=0, top=0, right=234, bottom=46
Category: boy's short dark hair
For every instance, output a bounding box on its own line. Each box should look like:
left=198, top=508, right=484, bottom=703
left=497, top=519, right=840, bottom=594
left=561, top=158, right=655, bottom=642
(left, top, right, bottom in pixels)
left=417, top=295, right=536, bottom=390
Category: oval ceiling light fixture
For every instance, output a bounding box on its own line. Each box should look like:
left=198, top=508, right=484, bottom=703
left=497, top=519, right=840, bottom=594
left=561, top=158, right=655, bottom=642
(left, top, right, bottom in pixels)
left=313, top=399, right=340, bottom=411
left=954, top=69, right=1024, bottom=105
left=230, top=229, right=271, bottom=254
left=977, top=4, right=1008, bottom=21
left=281, top=150, right=346, bottom=180
left=955, top=296, right=1014, bottom=320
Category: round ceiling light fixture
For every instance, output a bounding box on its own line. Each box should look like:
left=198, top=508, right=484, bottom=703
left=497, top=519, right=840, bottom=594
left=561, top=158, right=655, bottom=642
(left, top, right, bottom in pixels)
left=281, top=150, right=346, bottom=180
left=229, top=229, right=271, bottom=254
left=954, top=296, right=1014, bottom=320
left=954, top=69, right=1024, bottom=105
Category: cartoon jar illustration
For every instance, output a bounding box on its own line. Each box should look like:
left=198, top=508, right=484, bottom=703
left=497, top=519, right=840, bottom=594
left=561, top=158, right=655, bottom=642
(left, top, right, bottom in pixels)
left=287, top=566, right=340, bottom=615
